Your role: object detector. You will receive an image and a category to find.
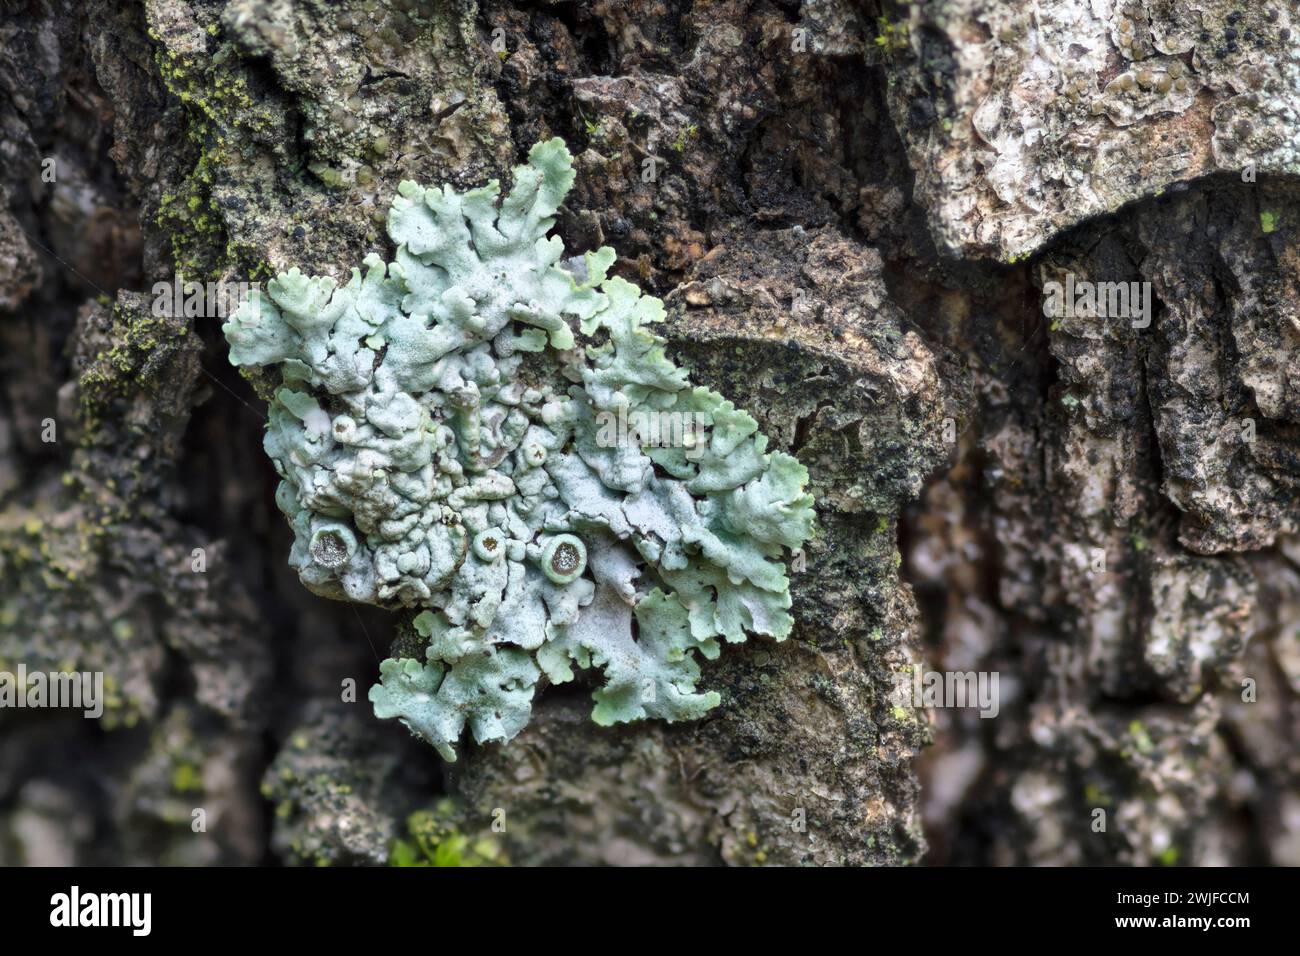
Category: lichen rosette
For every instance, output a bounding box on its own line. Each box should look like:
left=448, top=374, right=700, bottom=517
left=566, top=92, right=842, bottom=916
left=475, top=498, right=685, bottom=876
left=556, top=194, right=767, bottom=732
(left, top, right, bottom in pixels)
left=223, top=139, right=814, bottom=760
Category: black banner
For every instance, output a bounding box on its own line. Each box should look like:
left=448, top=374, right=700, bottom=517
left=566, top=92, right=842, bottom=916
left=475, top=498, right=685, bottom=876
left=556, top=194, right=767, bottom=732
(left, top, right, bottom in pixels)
left=0, top=865, right=1276, bottom=942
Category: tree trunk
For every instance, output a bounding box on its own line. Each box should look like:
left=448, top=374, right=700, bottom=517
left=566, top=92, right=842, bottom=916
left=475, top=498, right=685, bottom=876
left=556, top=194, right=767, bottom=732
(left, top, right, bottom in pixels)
left=1, top=0, right=1296, bottom=866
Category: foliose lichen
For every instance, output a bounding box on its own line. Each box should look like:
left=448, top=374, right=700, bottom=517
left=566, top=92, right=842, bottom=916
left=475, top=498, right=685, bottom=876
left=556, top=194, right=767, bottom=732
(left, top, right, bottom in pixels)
left=223, top=139, right=814, bottom=760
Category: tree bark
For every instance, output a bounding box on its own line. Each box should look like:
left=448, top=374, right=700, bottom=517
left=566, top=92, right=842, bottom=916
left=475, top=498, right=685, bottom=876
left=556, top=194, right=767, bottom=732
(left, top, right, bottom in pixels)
left=1, top=0, right=1296, bottom=866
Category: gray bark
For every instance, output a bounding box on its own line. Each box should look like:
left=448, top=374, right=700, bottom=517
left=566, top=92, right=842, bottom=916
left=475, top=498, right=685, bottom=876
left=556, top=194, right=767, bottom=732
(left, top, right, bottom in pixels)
left=0, top=0, right=1296, bottom=866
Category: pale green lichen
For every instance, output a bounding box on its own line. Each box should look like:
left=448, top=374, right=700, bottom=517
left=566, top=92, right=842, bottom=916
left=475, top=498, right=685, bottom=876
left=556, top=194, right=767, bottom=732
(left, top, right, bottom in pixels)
left=223, top=139, right=815, bottom=760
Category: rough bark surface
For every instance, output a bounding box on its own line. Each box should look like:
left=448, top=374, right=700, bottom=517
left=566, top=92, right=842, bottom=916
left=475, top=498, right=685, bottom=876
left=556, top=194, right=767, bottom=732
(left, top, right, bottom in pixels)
left=0, top=0, right=1296, bottom=866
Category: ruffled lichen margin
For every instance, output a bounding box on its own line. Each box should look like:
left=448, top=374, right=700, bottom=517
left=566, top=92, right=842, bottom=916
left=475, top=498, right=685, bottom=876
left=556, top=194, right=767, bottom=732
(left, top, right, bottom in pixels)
left=223, top=139, right=814, bottom=760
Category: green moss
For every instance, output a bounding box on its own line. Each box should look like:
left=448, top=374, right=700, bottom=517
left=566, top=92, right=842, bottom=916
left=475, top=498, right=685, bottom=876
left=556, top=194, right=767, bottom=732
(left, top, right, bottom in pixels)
left=170, top=763, right=204, bottom=794
left=874, top=17, right=909, bottom=56
left=388, top=802, right=507, bottom=867
left=149, top=20, right=275, bottom=280
left=1128, top=720, right=1155, bottom=754
left=77, top=303, right=186, bottom=440
left=672, top=124, right=699, bottom=152
left=1083, top=783, right=1112, bottom=806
